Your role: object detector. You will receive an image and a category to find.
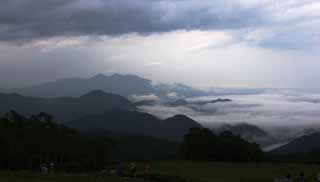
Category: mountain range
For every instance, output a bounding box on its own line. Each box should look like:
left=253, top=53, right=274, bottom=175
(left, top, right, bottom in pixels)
left=2, top=74, right=208, bottom=98
left=0, top=90, right=135, bottom=122
left=0, top=89, right=297, bottom=146
left=164, top=98, right=232, bottom=107
left=2, top=73, right=315, bottom=151
left=0, top=90, right=202, bottom=141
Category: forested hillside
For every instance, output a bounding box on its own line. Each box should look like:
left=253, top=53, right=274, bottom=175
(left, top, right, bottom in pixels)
left=0, top=111, right=112, bottom=171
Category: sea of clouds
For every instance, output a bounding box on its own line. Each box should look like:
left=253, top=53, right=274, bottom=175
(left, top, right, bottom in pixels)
left=135, top=89, right=320, bottom=149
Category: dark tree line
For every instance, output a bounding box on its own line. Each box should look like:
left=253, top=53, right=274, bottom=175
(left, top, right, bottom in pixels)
left=0, top=111, right=113, bottom=172
left=306, top=149, right=320, bottom=163
left=0, top=111, right=265, bottom=173
left=179, top=127, right=263, bottom=161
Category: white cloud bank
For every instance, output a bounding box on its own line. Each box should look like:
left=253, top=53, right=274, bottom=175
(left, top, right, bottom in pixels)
left=138, top=91, right=320, bottom=134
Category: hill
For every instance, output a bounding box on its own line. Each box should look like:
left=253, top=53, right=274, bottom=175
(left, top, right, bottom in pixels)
left=67, top=111, right=202, bottom=141
left=0, top=90, right=135, bottom=122
left=163, top=115, right=203, bottom=140
left=270, top=132, right=320, bottom=156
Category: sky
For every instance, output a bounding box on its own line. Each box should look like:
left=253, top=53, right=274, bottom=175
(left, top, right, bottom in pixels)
left=0, top=0, right=320, bottom=89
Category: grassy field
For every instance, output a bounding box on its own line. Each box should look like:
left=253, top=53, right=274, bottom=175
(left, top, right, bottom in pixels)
left=147, top=161, right=320, bottom=182
left=0, top=172, right=125, bottom=182
left=1, top=161, right=319, bottom=182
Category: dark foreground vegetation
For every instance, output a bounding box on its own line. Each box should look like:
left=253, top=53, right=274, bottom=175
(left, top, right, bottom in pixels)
left=1, top=111, right=320, bottom=182
left=0, top=111, right=264, bottom=172
left=0, top=111, right=112, bottom=171
left=180, top=127, right=263, bottom=161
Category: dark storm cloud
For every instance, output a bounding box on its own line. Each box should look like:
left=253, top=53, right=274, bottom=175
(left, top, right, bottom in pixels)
left=0, top=0, right=264, bottom=42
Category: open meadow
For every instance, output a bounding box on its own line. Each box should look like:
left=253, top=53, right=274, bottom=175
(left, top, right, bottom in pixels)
left=146, top=161, right=320, bottom=182
left=1, top=161, right=319, bottom=182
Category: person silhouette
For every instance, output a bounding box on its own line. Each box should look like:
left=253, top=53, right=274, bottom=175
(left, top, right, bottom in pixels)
left=40, top=163, right=48, bottom=174
left=130, top=162, right=137, bottom=177
left=285, top=173, right=292, bottom=182
left=297, top=172, right=305, bottom=182
left=144, top=162, right=151, bottom=178
left=49, top=162, right=55, bottom=174
left=116, top=162, right=124, bottom=177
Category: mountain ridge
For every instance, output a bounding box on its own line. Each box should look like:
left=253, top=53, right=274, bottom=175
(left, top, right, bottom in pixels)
left=67, top=111, right=202, bottom=141
left=270, top=132, right=320, bottom=155
left=0, top=90, right=135, bottom=122
left=2, top=74, right=208, bottom=98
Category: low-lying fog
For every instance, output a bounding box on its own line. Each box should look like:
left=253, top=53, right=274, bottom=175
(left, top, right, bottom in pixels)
left=134, top=89, right=320, bottom=150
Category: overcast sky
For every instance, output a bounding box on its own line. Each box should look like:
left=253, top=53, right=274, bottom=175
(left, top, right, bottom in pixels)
left=0, top=0, right=320, bottom=89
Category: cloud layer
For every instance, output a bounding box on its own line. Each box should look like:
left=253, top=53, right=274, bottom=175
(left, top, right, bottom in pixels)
left=0, top=1, right=320, bottom=89
left=0, top=0, right=259, bottom=42
left=0, top=0, right=319, bottom=48
left=138, top=91, right=320, bottom=133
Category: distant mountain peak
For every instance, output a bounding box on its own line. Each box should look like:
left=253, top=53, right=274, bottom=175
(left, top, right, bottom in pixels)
left=0, top=92, right=22, bottom=97
left=90, top=74, right=108, bottom=80
left=111, top=73, right=151, bottom=81
left=173, top=83, right=193, bottom=89
left=165, top=114, right=201, bottom=127
left=168, top=114, right=191, bottom=120
left=90, top=73, right=151, bottom=82
left=80, top=90, right=109, bottom=97
left=3, top=73, right=208, bottom=98
left=110, top=73, right=126, bottom=78
left=166, top=99, right=188, bottom=107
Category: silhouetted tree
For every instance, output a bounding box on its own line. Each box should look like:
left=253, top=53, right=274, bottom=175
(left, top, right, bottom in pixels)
left=179, top=127, right=263, bottom=161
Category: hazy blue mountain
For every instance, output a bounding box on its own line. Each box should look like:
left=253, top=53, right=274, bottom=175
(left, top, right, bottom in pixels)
left=67, top=111, right=202, bottom=141
left=209, top=87, right=271, bottom=95
left=193, top=98, right=232, bottom=105
left=153, top=83, right=208, bottom=98
left=165, top=98, right=232, bottom=107
left=3, top=74, right=208, bottom=98
left=5, top=74, right=153, bottom=98
left=165, top=99, right=189, bottom=107
left=0, top=90, right=135, bottom=122
left=270, top=132, right=320, bottom=155
left=134, top=100, right=157, bottom=106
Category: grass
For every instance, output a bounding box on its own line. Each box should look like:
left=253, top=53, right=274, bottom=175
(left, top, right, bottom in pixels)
left=0, top=171, right=124, bottom=182
left=1, top=161, right=320, bottom=182
left=147, top=161, right=320, bottom=182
